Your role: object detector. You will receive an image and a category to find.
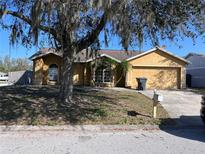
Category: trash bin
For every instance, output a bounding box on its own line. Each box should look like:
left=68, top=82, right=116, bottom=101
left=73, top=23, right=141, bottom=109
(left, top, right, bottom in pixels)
left=136, top=77, right=147, bottom=90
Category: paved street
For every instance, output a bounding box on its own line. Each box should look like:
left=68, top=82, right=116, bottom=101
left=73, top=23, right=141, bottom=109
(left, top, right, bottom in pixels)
left=0, top=128, right=205, bottom=154
left=140, top=90, right=204, bottom=126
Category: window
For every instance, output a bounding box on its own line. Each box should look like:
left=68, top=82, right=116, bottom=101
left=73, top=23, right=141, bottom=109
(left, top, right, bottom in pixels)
left=104, top=68, right=112, bottom=82
left=95, top=63, right=112, bottom=83
left=48, top=64, right=58, bottom=81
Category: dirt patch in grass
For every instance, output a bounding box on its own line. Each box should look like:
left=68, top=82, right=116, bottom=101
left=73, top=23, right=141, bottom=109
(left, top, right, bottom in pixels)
left=0, top=86, right=171, bottom=125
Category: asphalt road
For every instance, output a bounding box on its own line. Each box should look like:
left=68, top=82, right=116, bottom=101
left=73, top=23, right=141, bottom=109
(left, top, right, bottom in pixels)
left=1, top=128, right=205, bottom=154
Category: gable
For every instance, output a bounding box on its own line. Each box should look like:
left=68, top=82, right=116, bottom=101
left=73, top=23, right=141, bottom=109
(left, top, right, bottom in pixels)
left=128, top=49, right=187, bottom=67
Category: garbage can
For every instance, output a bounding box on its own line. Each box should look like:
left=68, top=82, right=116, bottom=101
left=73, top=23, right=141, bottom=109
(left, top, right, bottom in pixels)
left=136, top=77, right=147, bottom=90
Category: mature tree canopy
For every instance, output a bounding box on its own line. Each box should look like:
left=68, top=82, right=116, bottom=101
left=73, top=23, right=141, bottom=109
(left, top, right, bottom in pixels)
left=1, top=0, right=205, bottom=102
left=1, top=0, right=205, bottom=50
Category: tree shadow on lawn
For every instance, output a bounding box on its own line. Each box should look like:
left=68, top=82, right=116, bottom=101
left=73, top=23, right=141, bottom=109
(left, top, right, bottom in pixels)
left=0, top=86, right=117, bottom=125
left=127, top=110, right=151, bottom=118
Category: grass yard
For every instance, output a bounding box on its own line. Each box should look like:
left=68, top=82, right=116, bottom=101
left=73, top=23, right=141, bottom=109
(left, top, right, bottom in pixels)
left=0, top=86, right=171, bottom=126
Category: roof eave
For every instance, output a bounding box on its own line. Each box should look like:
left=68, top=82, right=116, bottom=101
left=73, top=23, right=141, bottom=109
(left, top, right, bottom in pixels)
left=29, top=52, right=62, bottom=61
left=84, top=54, right=121, bottom=63
left=100, top=54, right=121, bottom=63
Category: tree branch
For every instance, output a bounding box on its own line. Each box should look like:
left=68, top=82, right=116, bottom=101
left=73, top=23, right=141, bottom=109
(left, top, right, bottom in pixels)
left=75, top=1, right=122, bottom=52
left=76, top=13, right=108, bottom=52
left=1, top=10, right=58, bottom=39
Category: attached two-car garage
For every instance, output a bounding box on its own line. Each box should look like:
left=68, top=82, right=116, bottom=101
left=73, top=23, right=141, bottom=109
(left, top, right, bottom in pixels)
left=131, top=66, right=181, bottom=89
left=125, top=47, right=188, bottom=90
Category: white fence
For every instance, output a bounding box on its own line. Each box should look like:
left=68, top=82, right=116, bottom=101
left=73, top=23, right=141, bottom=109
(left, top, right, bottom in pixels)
left=0, top=76, right=8, bottom=81
left=0, top=83, right=13, bottom=87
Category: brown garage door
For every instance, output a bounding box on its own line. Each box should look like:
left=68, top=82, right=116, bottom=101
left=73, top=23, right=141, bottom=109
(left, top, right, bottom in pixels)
left=132, top=66, right=181, bottom=89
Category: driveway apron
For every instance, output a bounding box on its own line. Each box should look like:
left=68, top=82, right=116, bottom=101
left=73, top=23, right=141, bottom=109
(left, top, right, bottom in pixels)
left=140, top=90, right=204, bottom=127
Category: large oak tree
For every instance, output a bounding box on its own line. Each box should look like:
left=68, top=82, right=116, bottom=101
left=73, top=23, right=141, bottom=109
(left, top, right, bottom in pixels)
left=1, top=0, right=205, bottom=103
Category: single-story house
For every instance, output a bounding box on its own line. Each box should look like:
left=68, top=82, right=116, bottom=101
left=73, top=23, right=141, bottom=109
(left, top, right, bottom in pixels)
left=30, top=46, right=188, bottom=89
left=185, top=53, right=205, bottom=88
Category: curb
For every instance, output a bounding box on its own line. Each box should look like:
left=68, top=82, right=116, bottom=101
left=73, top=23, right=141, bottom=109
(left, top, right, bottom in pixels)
left=0, top=125, right=160, bottom=132
left=0, top=124, right=204, bottom=133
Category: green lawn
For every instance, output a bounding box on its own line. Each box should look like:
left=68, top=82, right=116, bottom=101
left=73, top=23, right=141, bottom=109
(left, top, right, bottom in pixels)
left=0, top=86, right=171, bottom=125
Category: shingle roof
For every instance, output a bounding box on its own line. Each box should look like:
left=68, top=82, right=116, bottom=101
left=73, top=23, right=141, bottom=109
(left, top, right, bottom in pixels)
left=29, top=48, right=62, bottom=60
left=185, top=53, right=205, bottom=68
left=99, top=50, right=140, bottom=61
left=29, top=48, right=141, bottom=62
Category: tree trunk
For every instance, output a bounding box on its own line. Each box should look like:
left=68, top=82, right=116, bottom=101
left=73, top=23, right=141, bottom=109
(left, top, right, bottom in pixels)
left=60, top=49, right=74, bottom=104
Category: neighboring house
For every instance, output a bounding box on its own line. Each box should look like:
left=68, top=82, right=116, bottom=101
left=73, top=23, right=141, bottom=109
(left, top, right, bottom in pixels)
left=8, top=70, right=33, bottom=85
left=0, top=70, right=32, bottom=86
left=185, top=53, right=205, bottom=88
left=30, top=47, right=188, bottom=90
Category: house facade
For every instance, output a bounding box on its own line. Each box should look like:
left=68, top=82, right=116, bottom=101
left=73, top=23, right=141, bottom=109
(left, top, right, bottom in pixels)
left=30, top=47, right=188, bottom=89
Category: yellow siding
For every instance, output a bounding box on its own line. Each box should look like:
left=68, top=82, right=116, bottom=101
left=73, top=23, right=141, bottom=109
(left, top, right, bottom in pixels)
left=73, top=63, right=85, bottom=85
left=33, top=58, right=44, bottom=85
left=181, top=67, right=186, bottom=89
left=43, top=54, right=62, bottom=85
left=32, top=54, right=91, bottom=86
left=83, top=63, right=91, bottom=86
left=126, top=49, right=187, bottom=89
left=32, top=54, right=119, bottom=87
left=129, top=50, right=185, bottom=67
left=32, top=49, right=186, bottom=89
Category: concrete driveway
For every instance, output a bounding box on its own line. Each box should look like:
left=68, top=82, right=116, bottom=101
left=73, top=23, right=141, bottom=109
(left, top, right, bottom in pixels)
left=140, top=90, right=204, bottom=126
